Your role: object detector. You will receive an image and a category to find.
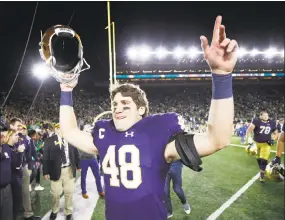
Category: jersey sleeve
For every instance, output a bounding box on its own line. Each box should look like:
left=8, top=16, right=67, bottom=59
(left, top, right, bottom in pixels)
left=91, top=120, right=105, bottom=143
left=282, top=124, right=285, bottom=132
left=91, top=119, right=111, bottom=152
left=251, top=118, right=260, bottom=127
left=157, top=112, right=189, bottom=137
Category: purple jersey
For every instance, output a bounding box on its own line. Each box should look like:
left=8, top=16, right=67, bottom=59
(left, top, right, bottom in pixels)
left=252, top=117, right=276, bottom=143
left=92, top=113, right=186, bottom=220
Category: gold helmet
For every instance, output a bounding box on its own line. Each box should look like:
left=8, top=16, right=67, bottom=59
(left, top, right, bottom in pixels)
left=39, top=24, right=90, bottom=84
left=265, top=161, right=284, bottom=182
left=245, top=143, right=258, bottom=156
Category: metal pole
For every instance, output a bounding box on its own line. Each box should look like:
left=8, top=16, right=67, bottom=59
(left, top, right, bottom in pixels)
left=107, top=1, right=113, bottom=89
left=25, top=78, right=45, bottom=120
left=112, top=22, right=117, bottom=85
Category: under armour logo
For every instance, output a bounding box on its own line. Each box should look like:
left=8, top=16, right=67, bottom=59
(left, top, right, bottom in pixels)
left=125, top=131, right=134, bottom=137
left=4, top=152, right=9, bottom=159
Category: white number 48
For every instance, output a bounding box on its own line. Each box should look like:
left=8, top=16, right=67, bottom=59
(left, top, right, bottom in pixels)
left=102, top=144, right=142, bottom=189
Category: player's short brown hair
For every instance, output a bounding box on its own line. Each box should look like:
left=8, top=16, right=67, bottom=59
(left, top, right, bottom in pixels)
left=259, top=111, right=268, bottom=116
left=110, top=83, right=149, bottom=117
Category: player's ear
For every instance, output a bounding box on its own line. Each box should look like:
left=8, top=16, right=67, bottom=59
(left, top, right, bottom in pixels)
left=138, top=106, right=146, bottom=116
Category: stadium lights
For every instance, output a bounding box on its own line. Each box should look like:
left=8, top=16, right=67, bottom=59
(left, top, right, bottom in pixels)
left=173, top=47, right=186, bottom=59
left=155, top=47, right=168, bottom=59
left=32, top=64, right=49, bottom=79
left=188, top=47, right=201, bottom=58
left=250, top=49, right=261, bottom=57
left=139, top=45, right=152, bottom=60
left=238, top=48, right=249, bottom=57
left=126, top=46, right=284, bottom=60
left=127, top=47, right=138, bottom=60
left=265, top=47, right=278, bottom=58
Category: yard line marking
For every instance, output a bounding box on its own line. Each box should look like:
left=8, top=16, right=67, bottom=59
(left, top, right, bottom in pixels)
left=229, top=144, right=283, bottom=154
left=206, top=172, right=260, bottom=220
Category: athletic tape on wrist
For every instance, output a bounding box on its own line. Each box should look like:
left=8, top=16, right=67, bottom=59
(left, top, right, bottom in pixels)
left=212, top=73, right=233, bottom=99
left=60, top=91, right=73, bottom=106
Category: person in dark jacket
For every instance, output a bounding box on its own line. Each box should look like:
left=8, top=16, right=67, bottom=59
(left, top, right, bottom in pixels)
left=0, top=129, right=24, bottom=220
left=9, top=119, right=41, bottom=220
left=43, top=123, right=81, bottom=220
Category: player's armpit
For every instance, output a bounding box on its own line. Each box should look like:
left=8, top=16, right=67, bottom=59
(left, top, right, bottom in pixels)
left=164, top=140, right=180, bottom=163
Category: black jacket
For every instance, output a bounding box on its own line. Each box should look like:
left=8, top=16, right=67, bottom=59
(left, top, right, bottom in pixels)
left=42, top=135, right=80, bottom=181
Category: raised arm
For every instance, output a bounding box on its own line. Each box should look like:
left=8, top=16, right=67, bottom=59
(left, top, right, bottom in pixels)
left=165, top=16, right=238, bottom=164
left=192, top=16, right=237, bottom=157
left=59, top=82, right=98, bottom=155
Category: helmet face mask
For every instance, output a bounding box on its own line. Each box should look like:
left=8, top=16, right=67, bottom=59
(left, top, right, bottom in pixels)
left=39, top=25, right=90, bottom=84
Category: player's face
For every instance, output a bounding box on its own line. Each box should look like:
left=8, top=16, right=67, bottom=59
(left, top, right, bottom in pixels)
left=112, top=92, right=144, bottom=132
left=261, top=113, right=269, bottom=121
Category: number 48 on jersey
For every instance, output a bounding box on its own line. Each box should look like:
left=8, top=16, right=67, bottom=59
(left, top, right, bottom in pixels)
left=102, top=144, right=142, bottom=189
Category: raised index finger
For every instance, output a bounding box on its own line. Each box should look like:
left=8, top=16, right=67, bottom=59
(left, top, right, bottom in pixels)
left=212, top=16, right=222, bottom=44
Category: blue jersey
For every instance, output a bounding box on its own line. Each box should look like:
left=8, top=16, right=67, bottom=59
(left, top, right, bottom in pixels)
left=92, top=113, right=185, bottom=220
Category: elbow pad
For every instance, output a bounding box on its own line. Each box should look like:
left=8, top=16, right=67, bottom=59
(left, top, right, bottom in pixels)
left=170, top=133, right=203, bottom=172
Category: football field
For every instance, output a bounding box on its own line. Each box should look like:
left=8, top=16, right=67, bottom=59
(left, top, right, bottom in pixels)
left=26, top=136, right=284, bottom=220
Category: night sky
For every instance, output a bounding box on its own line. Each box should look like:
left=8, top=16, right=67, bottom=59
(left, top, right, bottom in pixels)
left=0, top=1, right=284, bottom=90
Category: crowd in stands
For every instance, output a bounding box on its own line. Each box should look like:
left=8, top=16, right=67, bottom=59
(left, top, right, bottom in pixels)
left=1, top=84, right=283, bottom=132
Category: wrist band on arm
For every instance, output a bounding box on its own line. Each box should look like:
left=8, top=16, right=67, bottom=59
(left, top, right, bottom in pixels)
left=60, top=91, right=73, bottom=106
left=212, top=73, right=233, bottom=100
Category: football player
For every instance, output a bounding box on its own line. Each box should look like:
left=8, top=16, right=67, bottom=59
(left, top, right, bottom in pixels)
left=59, top=16, right=238, bottom=220
left=271, top=123, right=284, bottom=165
left=246, top=111, right=279, bottom=183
